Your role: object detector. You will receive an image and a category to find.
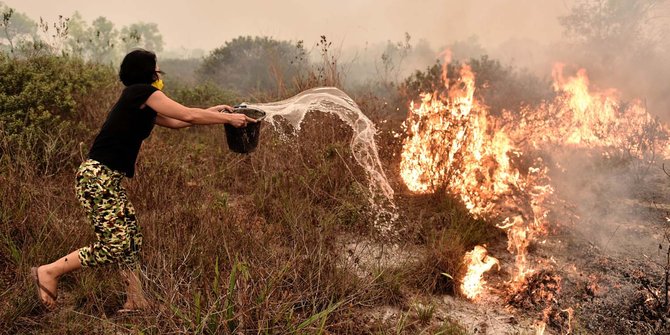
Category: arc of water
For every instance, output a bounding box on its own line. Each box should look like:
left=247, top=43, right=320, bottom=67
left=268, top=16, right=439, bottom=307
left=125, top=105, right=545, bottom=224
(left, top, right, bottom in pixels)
left=247, top=87, right=396, bottom=224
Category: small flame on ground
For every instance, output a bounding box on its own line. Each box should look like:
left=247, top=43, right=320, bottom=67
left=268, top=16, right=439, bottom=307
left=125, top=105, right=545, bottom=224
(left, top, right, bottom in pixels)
left=461, top=245, right=500, bottom=300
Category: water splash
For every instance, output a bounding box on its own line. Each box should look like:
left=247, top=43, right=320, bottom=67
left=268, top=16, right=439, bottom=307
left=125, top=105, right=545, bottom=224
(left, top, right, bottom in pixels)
left=246, top=87, right=397, bottom=227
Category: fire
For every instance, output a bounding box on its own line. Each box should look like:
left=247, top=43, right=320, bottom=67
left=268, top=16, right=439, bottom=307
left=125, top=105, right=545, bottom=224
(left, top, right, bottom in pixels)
left=519, top=63, right=668, bottom=158
left=400, top=54, right=553, bottom=297
left=399, top=63, right=480, bottom=196
left=399, top=53, right=669, bottom=305
left=461, top=245, right=500, bottom=299
left=399, top=62, right=525, bottom=215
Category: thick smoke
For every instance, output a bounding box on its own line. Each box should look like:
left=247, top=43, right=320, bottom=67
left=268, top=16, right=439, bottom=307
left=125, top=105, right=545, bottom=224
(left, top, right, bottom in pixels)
left=546, top=148, right=666, bottom=257
left=326, top=1, right=670, bottom=263
left=531, top=2, right=670, bottom=260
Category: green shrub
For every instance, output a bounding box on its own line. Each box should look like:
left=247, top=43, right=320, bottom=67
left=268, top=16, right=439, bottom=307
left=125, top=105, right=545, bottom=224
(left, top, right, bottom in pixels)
left=198, top=36, right=307, bottom=96
left=0, top=53, right=117, bottom=174
left=0, top=53, right=116, bottom=123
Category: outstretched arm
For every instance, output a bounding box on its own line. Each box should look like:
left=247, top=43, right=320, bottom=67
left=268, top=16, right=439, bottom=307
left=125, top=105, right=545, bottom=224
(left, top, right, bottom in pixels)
left=146, top=91, right=255, bottom=127
left=155, top=114, right=192, bottom=129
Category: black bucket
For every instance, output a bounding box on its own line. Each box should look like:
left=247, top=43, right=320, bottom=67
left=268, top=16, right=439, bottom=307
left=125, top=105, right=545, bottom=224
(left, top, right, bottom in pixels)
left=224, top=107, right=266, bottom=153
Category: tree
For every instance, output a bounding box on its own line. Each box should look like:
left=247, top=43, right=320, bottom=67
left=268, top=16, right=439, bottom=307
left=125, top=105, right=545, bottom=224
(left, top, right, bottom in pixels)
left=87, top=16, right=118, bottom=64
left=557, top=0, right=670, bottom=120
left=120, top=22, right=164, bottom=53
left=0, top=8, right=166, bottom=64
left=559, top=0, right=664, bottom=56
left=198, top=36, right=307, bottom=95
left=64, top=11, right=89, bottom=57
left=63, top=15, right=119, bottom=63
left=377, top=32, right=412, bottom=84
left=447, top=36, right=487, bottom=61
left=0, top=2, right=37, bottom=52
left=65, top=13, right=164, bottom=63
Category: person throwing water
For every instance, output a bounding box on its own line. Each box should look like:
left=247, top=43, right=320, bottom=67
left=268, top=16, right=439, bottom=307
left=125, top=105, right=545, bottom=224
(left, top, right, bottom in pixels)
left=31, top=49, right=256, bottom=311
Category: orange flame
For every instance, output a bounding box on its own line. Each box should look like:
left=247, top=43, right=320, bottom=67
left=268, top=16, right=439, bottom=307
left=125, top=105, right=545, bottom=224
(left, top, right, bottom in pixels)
left=461, top=245, right=500, bottom=300
left=400, top=54, right=553, bottom=292
left=399, top=62, right=480, bottom=196
left=520, top=63, right=668, bottom=158
left=400, top=55, right=669, bottom=301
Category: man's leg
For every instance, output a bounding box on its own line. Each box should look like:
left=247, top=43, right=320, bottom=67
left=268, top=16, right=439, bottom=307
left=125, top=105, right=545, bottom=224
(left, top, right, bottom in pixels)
left=35, top=249, right=83, bottom=307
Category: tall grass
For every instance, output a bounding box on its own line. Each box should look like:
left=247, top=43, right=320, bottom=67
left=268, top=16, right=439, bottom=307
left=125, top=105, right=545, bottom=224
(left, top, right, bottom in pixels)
left=1, top=52, right=496, bottom=334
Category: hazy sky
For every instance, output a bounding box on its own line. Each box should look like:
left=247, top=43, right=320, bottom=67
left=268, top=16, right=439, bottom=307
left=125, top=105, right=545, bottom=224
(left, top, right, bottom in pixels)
left=2, top=0, right=571, bottom=52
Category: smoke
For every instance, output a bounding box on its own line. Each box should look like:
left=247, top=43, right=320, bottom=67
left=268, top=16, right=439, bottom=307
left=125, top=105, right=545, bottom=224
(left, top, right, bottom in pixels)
left=0, top=0, right=566, bottom=51
left=501, top=1, right=670, bottom=122
left=534, top=2, right=670, bottom=261
left=335, top=37, right=440, bottom=88
left=546, top=148, right=665, bottom=257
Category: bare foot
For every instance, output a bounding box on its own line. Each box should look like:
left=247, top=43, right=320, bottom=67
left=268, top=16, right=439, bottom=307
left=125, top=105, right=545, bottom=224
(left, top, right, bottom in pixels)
left=36, top=266, right=58, bottom=307
left=122, top=297, right=150, bottom=311
left=120, top=269, right=150, bottom=311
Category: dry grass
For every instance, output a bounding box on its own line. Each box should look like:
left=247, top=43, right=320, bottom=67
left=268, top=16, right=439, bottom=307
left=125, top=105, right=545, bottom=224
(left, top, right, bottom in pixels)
left=0, top=54, right=501, bottom=334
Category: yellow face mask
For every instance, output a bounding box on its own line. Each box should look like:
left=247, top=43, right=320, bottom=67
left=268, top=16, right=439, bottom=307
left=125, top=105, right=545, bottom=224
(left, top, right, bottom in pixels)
left=152, top=79, right=164, bottom=91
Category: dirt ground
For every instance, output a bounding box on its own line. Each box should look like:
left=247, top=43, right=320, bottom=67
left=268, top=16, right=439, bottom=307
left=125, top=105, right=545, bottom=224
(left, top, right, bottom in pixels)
left=346, top=158, right=670, bottom=334
left=476, top=160, right=670, bottom=334
left=532, top=163, right=670, bottom=334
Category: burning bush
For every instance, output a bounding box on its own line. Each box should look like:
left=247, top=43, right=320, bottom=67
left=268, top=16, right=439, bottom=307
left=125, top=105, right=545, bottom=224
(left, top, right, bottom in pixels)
left=401, top=55, right=554, bottom=118
left=397, top=48, right=670, bottom=322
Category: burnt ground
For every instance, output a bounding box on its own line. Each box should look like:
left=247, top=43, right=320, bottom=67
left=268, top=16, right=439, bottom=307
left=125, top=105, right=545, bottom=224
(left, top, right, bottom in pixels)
left=532, top=163, right=670, bottom=335
left=491, top=157, right=670, bottom=334
left=344, top=158, right=670, bottom=334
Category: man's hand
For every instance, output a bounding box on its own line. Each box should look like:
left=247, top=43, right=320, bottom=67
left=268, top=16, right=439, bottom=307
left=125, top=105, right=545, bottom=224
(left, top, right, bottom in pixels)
left=208, top=104, right=234, bottom=113
left=226, top=113, right=258, bottom=128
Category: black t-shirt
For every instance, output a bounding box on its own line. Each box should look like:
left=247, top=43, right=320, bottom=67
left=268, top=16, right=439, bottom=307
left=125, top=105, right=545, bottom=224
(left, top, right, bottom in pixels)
left=88, top=84, right=159, bottom=178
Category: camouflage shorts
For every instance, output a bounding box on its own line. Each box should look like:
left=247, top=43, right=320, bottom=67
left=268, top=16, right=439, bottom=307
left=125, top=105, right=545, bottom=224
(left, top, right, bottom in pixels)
left=75, top=159, right=142, bottom=267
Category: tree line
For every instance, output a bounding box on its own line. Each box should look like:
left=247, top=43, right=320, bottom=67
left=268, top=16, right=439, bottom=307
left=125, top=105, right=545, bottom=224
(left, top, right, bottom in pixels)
left=0, top=2, right=163, bottom=63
